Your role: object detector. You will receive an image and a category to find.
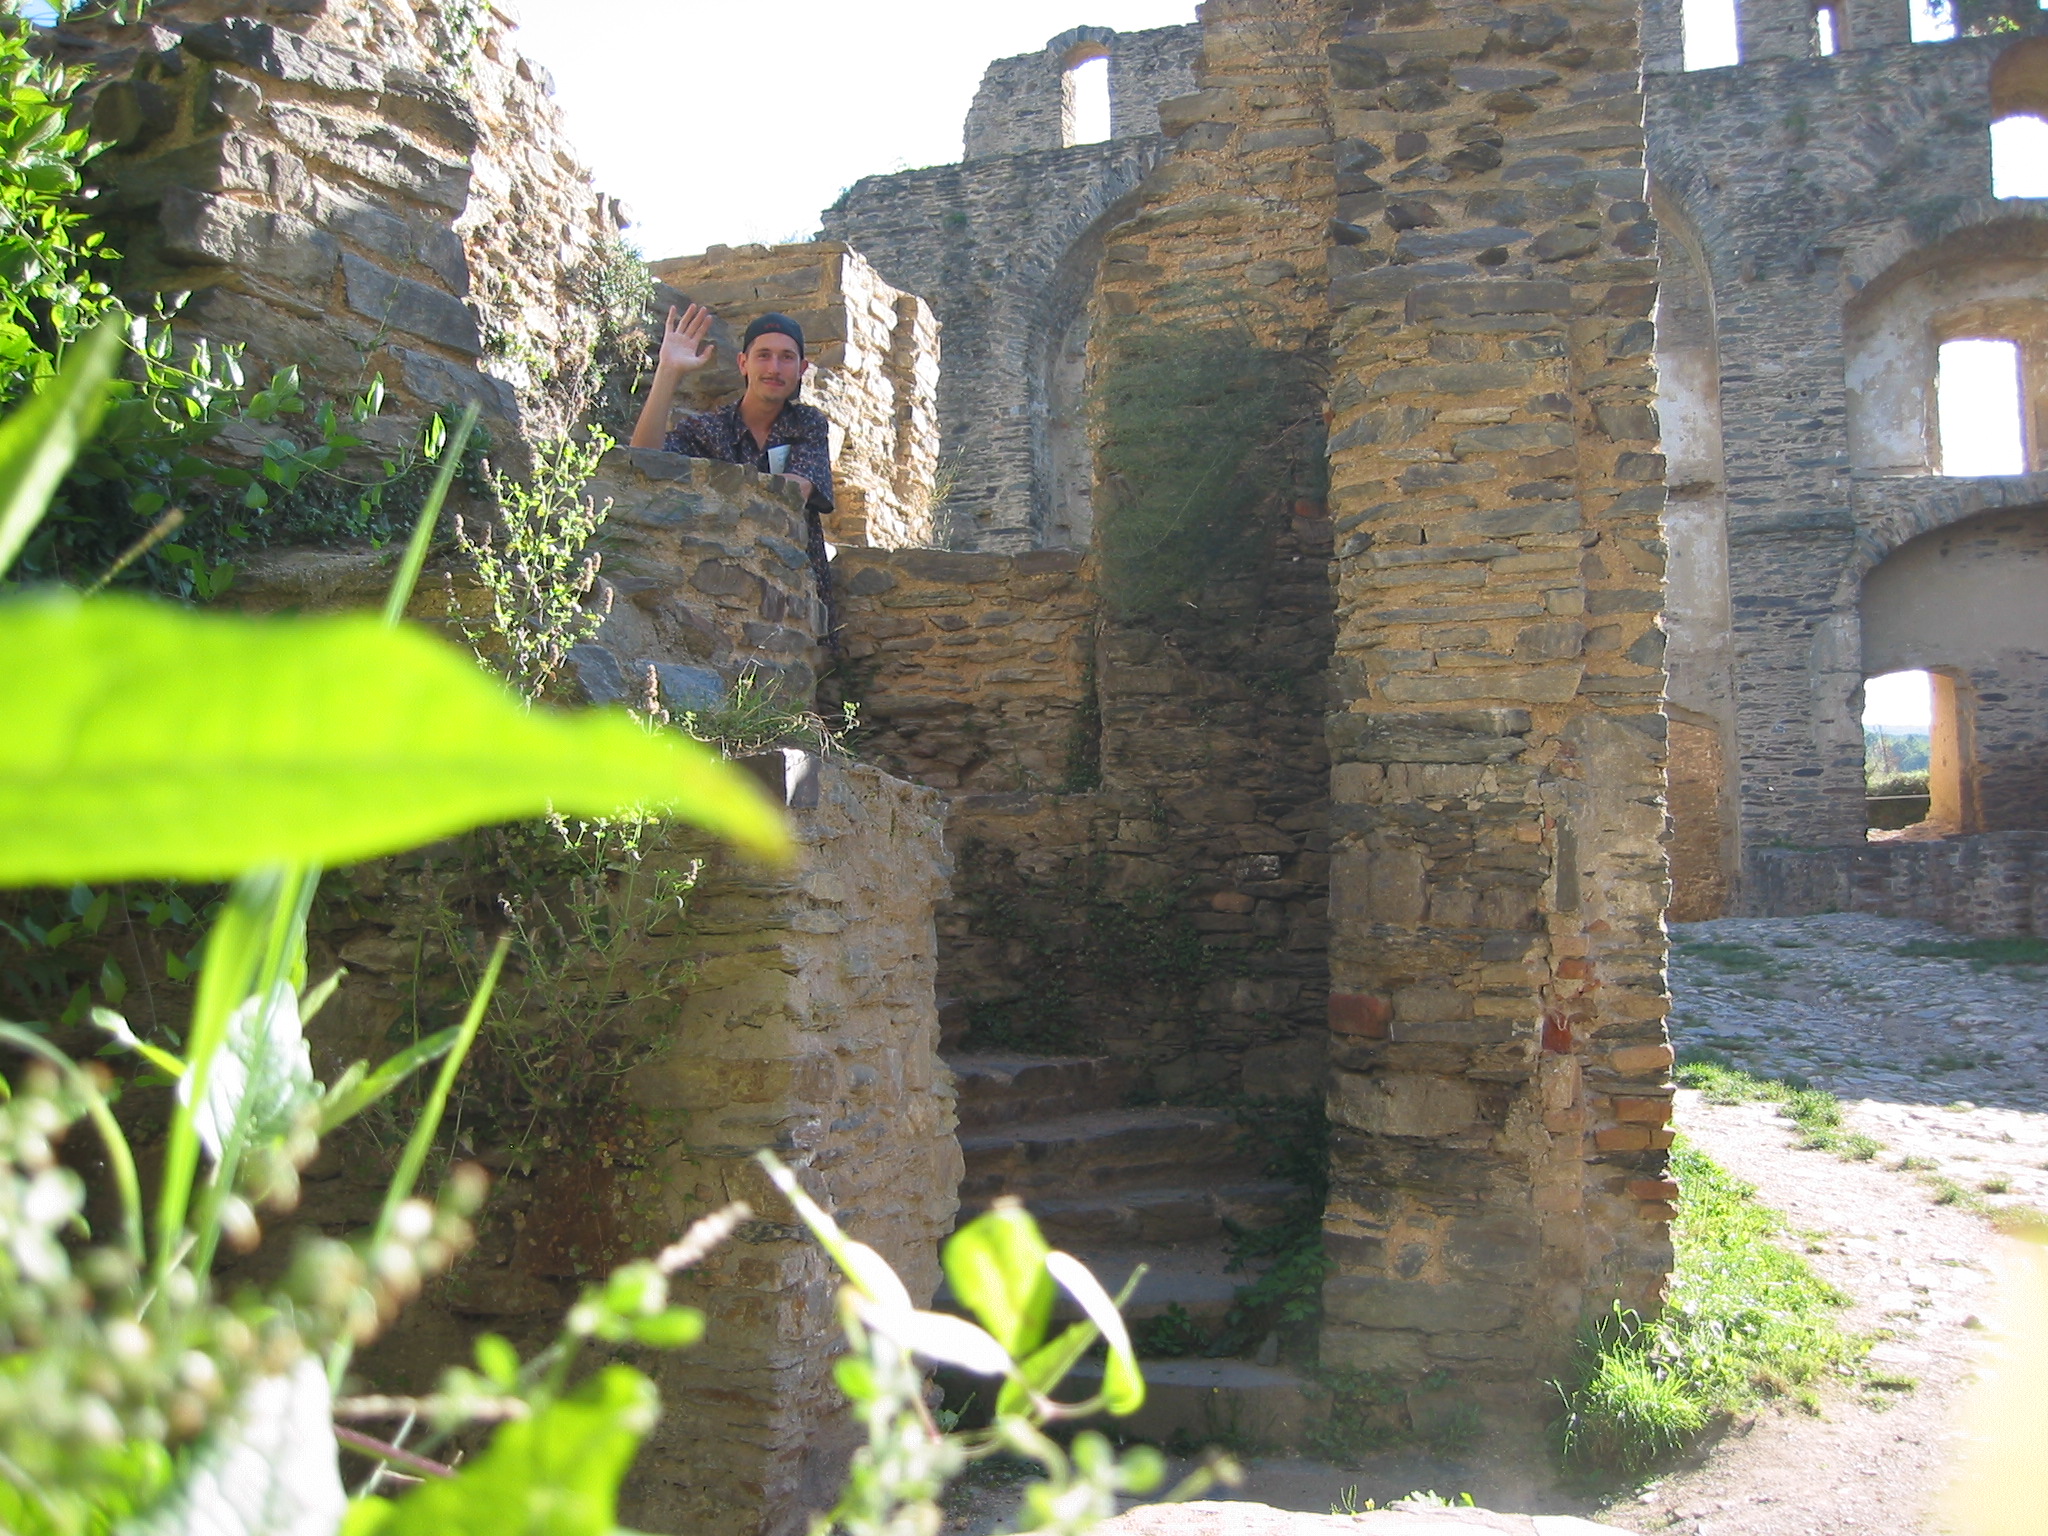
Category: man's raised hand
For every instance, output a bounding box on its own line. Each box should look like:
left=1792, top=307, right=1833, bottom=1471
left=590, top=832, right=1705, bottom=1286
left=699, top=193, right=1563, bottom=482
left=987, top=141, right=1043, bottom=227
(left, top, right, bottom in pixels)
left=658, top=303, right=716, bottom=374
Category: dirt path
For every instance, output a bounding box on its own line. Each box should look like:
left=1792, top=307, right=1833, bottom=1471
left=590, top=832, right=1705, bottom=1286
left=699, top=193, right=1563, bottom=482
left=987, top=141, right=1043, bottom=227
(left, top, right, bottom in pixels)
left=1594, top=1090, right=2009, bottom=1536
left=1593, top=913, right=2048, bottom=1536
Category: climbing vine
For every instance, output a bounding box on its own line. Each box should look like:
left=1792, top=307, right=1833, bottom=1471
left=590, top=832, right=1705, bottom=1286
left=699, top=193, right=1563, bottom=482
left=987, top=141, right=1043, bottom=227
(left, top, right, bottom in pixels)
left=1092, top=318, right=1325, bottom=619
left=956, top=842, right=1216, bottom=1055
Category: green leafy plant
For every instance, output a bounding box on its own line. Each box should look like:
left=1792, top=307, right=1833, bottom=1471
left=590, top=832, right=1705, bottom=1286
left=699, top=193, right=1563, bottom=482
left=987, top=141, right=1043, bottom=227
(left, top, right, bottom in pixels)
left=0, top=320, right=792, bottom=1531
left=674, top=664, right=860, bottom=758
left=760, top=1156, right=1236, bottom=1535
left=0, top=11, right=116, bottom=408
left=456, top=430, right=614, bottom=701
left=399, top=812, right=702, bottom=1171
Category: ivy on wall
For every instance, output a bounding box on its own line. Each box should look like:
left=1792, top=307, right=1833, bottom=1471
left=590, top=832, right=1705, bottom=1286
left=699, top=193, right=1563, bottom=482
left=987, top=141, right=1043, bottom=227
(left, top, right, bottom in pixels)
left=1092, top=319, right=1326, bottom=620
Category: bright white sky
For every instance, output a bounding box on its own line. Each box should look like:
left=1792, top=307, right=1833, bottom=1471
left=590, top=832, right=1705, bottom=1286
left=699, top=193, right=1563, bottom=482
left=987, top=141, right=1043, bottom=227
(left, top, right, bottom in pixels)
left=1865, top=670, right=1933, bottom=731
left=507, top=0, right=1197, bottom=261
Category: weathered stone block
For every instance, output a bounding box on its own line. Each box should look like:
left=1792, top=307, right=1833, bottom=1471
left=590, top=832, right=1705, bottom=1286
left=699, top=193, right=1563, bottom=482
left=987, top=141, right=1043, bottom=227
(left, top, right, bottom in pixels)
left=159, top=189, right=339, bottom=286
left=1330, top=1072, right=1479, bottom=1138
left=342, top=251, right=479, bottom=353
left=1324, top=1275, right=1519, bottom=1333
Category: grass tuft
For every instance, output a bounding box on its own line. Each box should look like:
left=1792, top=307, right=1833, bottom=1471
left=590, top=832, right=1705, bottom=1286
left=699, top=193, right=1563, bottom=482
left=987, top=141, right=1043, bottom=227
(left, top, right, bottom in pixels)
left=1676, top=941, right=1790, bottom=978
left=1674, top=1059, right=1882, bottom=1160
left=1555, top=1141, right=1859, bottom=1473
left=1893, top=936, right=2048, bottom=969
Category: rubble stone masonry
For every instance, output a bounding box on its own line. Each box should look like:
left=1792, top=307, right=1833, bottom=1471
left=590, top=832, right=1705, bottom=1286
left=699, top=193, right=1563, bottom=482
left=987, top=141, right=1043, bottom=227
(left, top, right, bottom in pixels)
left=1083, top=0, right=1672, bottom=1376
left=1311, top=0, right=1674, bottom=1377
left=51, top=0, right=621, bottom=443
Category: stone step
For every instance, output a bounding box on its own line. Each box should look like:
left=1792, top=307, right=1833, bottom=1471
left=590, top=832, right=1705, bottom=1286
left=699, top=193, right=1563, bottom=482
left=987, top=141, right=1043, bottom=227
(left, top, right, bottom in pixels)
left=962, top=1178, right=1299, bottom=1247
left=947, top=1053, right=1143, bottom=1130
left=959, top=1107, right=1262, bottom=1200
left=1056, top=1357, right=1318, bottom=1450
left=1059, top=1245, right=1247, bottom=1325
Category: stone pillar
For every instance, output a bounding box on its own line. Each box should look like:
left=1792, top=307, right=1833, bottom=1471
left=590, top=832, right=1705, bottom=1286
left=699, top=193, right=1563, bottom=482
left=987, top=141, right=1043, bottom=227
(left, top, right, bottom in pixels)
left=1737, top=0, right=1816, bottom=61
left=1842, top=0, right=1913, bottom=48
left=620, top=755, right=958, bottom=1536
left=1317, top=0, right=1674, bottom=1378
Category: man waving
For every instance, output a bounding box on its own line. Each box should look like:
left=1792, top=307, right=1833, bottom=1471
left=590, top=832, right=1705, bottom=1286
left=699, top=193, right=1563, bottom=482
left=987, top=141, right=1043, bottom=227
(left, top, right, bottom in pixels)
left=630, top=303, right=836, bottom=599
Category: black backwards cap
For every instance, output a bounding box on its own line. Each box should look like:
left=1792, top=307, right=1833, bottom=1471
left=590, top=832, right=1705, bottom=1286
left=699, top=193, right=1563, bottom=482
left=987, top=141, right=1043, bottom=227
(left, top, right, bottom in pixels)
left=741, top=312, right=806, bottom=357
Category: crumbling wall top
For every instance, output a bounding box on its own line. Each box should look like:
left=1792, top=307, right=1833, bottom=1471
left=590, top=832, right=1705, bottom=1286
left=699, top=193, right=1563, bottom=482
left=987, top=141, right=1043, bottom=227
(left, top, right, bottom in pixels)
left=962, top=21, right=1198, bottom=161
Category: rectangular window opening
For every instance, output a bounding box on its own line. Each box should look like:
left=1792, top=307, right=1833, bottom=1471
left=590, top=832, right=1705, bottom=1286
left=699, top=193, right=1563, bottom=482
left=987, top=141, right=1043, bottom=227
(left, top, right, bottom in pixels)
left=1816, top=5, right=1840, bottom=55
left=1682, top=0, right=1740, bottom=69
left=1865, top=669, right=1934, bottom=836
left=1937, top=337, right=2028, bottom=477
left=1064, top=56, right=1111, bottom=147
left=1993, top=115, right=2048, bottom=199
left=1911, top=0, right=1959, bottom=42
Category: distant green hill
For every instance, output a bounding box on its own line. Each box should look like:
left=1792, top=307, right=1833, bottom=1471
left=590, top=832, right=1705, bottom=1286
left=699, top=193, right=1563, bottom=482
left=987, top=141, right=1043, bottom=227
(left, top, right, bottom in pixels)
left=1865, top=728, right=1930, bottom=776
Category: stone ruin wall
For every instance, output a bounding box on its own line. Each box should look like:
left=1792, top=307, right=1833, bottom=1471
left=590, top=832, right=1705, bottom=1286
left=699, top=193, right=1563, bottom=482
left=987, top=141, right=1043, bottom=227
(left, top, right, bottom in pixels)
left=1074, top=0, right=1674, bottom=1377
left=834, top=0, right=1677, bottom=1380
left=31, top=0, right=1708, bottom=1478
left=832, top=523, right=1336, bottom=1102
left=226, top=460, right=955, bottom=1536
left=571, top=450, right=830, bottom=711
left=646, top=243, right=942, bottom=551
left=962, top=24, right=1201, bottom=161
left=48, top=0, right=625, bottom=454
left=824, top=30, right=1195, bottom=552
left=1642, top=8, right=2048, bottom=918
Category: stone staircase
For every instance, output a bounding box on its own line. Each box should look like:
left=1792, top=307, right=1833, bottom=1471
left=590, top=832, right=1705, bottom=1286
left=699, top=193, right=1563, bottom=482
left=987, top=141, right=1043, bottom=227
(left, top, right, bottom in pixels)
left=944, top=1053, right=1320, bottom=1446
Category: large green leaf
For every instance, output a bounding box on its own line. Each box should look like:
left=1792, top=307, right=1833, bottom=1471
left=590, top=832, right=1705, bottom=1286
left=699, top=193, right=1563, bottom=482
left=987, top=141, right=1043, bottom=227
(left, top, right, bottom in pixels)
left=341, top=1364, right=658, bottom=1536
left=0, top=592, right=790, bottom=885
left=0, top=314, right=120, bottom=577
left=941, top=1199, right=1056, bottom=1361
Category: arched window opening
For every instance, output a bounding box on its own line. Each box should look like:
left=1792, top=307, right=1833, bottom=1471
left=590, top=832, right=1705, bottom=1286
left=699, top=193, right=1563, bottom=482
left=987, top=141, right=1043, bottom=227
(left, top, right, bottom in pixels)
left=1682, top=0, right=1740, bottom=69
left=1063, top=53, right=1111, bottom=147
left=1864, top=669, right=1933, bottom=835
left=1937, top=337, right=2028, bottom=476
left=1815, top=4, right=1841, bottom=55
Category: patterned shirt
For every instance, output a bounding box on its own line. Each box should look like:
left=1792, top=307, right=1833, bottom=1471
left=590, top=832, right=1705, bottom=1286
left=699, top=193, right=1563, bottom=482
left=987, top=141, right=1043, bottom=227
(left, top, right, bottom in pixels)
left=664, top=399, right=835, bottom=517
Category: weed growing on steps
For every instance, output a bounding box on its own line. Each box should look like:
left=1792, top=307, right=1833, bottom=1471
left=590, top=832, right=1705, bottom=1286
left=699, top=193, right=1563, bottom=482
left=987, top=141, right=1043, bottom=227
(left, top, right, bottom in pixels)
left=1555, top=1140, right=1861, bottom=1473
left=1212, top=1095, right=1331, bottom=1360
left=1675, top=1055, right=1885, bottom=1161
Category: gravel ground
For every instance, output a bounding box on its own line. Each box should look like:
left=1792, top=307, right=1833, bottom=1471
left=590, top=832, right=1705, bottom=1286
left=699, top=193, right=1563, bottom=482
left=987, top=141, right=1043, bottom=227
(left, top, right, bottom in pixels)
left=1669, top=912, right=2048, bottom=1216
